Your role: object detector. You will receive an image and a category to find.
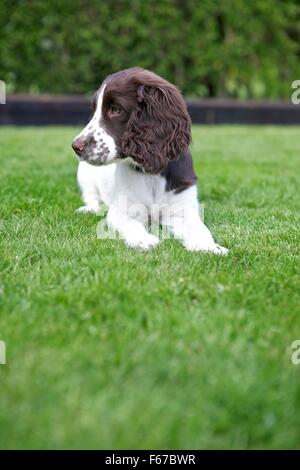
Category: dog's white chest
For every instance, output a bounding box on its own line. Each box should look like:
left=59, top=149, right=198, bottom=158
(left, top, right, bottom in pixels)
left=142, top=173, right=166, bottom=205
left=114, top=163, right=166, bottom=207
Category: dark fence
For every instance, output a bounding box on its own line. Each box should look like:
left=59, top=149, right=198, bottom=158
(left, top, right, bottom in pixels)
left=1, top=95, right=300, bottom=125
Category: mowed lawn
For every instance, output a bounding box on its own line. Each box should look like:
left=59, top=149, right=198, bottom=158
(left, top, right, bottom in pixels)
left=0, top=126, right=299, bottom=449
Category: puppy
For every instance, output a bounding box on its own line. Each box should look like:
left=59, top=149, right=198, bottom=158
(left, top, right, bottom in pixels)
left=72, top=67, right=228, bottom=254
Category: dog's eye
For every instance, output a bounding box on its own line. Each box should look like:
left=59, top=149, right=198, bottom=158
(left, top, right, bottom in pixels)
left=109, top=105, right=122, bottom=116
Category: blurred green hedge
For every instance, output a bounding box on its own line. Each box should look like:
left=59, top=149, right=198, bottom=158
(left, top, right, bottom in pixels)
left=0, top=0, right=299, bottom=98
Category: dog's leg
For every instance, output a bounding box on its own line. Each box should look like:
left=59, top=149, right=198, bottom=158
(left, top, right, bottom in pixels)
left=163, top=207, right=228, bottom=255
left=76, top=162, right=101, bottom=214
left=107, top=204, right=159, bottom=250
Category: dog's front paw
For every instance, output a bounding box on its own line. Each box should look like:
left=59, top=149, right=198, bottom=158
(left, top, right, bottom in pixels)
left=185, top=240, right=228, bottom=255
left=126, top=233, right=159, bottom=251
left=209, top=244, right=229, bottom=256
left=76, top=203, right=101, bottom=215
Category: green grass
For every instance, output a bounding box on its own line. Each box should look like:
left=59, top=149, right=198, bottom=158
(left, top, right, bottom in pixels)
left=0, top=125, right=299, bottom=449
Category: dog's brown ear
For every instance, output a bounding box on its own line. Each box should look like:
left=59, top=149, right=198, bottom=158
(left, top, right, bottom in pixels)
left=122, top=81, right=191, bottom=174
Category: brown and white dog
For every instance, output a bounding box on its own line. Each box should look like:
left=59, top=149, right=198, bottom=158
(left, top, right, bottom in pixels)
left=72, top=67, right=228, bottom=254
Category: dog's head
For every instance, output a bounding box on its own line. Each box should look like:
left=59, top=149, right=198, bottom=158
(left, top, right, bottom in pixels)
left=72, top=67, right=191, bottom=174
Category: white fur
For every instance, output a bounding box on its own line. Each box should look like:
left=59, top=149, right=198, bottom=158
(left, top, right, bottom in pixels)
left=74, top=84, right=117, bottom=165
left=77, top=161, right=228, bottom=254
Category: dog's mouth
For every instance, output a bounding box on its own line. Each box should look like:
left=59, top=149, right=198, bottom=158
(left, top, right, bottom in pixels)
left=74, top=148, right=123, bottom=167
left=72, top=134, right=110, bottom=163
left=76, top=153, right=108, bottom=166
left=72, top=144, right=108, bottom=165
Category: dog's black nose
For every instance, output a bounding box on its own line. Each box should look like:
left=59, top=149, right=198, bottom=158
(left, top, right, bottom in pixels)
left=72, top=138, right=85, bottom=154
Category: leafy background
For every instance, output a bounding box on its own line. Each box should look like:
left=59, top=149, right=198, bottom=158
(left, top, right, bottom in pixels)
left=0, top=0, right=299, bottom=98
